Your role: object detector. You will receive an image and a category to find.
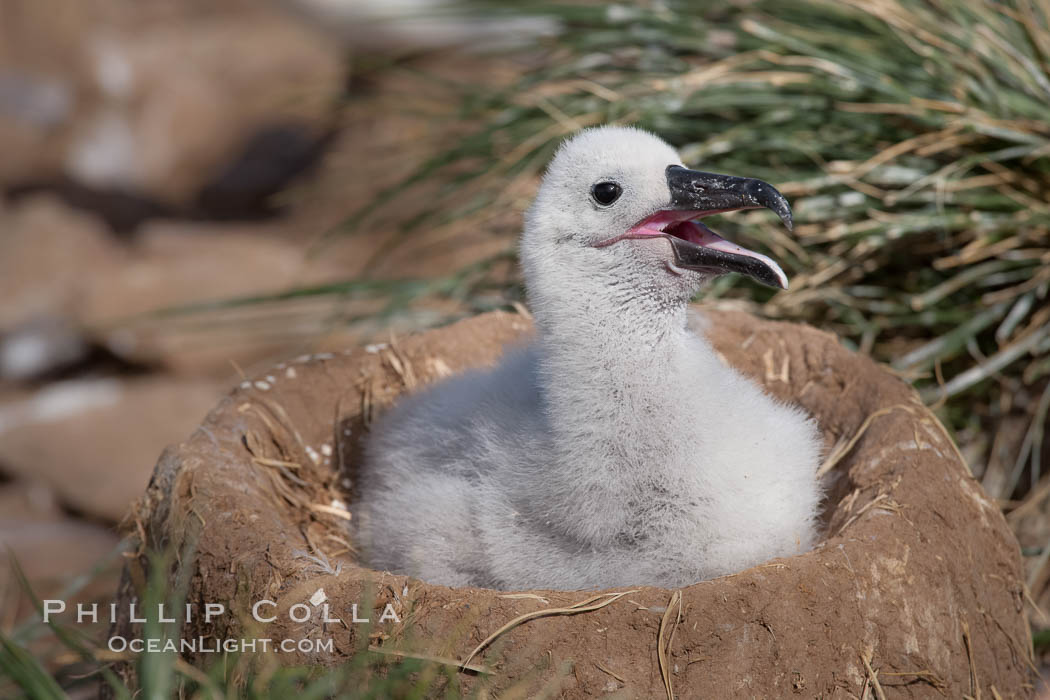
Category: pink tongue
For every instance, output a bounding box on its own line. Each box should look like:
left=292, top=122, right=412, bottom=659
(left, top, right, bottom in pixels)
left=692, top=222, right=749, bottom=253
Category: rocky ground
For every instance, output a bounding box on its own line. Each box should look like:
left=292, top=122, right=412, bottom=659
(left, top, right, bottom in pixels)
left=0, top=0, right=523, bottom=624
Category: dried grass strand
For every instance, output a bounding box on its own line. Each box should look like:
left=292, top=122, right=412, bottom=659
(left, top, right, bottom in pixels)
left=962, top=620, right=982, bottom=700
left=860, top=650, right=888, bottom=700
left=594, top=661, right=626, bottom=684
left=308, top=503, right=352, bottom=521
left=369, top=645, right=491, bottom=675
left=459, top=589, right=638, bottom=669
left=817, top=404, right=916, bottom=477
left=657, top=590, right=683, bottom=700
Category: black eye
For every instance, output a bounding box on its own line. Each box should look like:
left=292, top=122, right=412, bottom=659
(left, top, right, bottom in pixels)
left=591, top=181, right=622, bottom=206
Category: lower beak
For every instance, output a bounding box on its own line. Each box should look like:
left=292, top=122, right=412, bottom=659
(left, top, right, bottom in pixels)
left=666, top=222, right=788, bottom=289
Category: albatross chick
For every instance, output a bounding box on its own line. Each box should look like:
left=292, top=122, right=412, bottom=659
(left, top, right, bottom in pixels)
left=353, top=126, right=822, bottom=590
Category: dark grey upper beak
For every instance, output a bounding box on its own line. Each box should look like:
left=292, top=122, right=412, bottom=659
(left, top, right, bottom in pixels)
left=662, top=165, right=793, bottom=289
left=666, top=165, right=793, bottom=229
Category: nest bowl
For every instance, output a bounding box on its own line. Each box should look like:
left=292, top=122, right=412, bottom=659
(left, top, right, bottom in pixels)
left=113, top=310, right=1030, bottom=697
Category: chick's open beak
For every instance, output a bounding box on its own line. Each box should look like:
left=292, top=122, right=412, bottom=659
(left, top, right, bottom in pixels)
left=631, top=165, right=794, bottom=289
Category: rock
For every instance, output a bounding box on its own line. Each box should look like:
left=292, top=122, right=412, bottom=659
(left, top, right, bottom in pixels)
left=77, top=217, right=356, bottom=374
left=0, top=196, right=356, bottom=376
left=280, top=0, right=558, bottom=52
left=74, top=12, right=343, bottom=206
left=0, top=196, right=120, bottom=328
left=0, top=71, right=74, bottom=184
left=0, top=376, right=226, bottom=522
left=6, top=177, right=178, bottom=236
left=194, top=124, right=337, bottom=221
left=0, top=316, right=90, bottom=383
left=1, top=0, right=346, bottom=211
left=0, top=479, right=122, bottom=620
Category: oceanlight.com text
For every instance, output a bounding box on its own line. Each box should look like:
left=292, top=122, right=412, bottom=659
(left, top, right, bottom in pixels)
left=107, top=636, right=335, bottom=655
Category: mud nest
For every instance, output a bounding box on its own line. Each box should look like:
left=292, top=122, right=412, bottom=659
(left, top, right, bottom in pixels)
left=113, top=310, right=1031, bottom=697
